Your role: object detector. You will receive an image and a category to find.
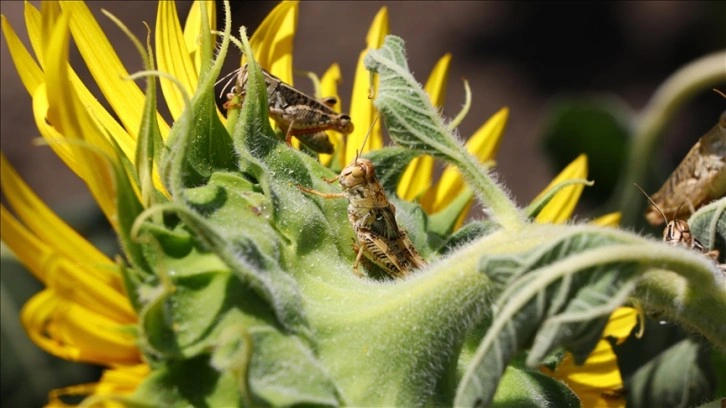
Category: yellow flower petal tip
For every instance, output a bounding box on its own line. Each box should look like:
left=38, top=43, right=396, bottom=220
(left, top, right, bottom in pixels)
left=467, top=106, right=509, bottom=161
left=603, top=306, right=639, bottom=344
left=535, top=154, right=589, bottom=224
left=591, top=212, right=622, bottom=227
left=367, top=7, right=389, bottom=47
left=424, top=53, right=453, bottom=107
left=345, top=6, right=390, bottom=162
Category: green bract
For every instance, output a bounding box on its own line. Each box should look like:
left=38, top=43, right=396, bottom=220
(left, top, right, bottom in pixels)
left=109, top=10, right=726, bottom=406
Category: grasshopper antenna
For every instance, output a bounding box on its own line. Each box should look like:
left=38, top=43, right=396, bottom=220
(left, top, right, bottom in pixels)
left=355, top=114, right=380, bottom=163
left=674, top=202, right=686, bottom=219
left=216, top=66, right=243, bottom=99
left=634, top=183, right=669, bottom=225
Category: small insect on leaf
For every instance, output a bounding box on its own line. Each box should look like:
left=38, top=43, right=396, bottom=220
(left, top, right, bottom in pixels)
left=636, top=184, right=724, bottom=269
left=298, top=118, right=427, bottom=279
left=644, top=111, right=726, bottom=226
left=224, top=64, right=354, bottom=154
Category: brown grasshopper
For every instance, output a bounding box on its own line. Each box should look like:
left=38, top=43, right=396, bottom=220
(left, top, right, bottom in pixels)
left=645, top=111, right=726, bottom=226
left=298, top=153, right=427, bottom=279
left=636, top=185, right=723, bottom=268
left=224, top=64, right=354, bottom=154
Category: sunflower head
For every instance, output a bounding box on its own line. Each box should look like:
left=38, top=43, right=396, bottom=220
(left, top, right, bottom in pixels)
left=2, top=2, right=725, bottom=407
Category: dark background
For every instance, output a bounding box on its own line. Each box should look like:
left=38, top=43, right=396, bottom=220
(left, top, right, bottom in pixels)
left=1, top=1, right=725, bottom=406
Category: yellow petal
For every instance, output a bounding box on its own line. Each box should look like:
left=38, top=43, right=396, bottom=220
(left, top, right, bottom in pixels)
left=603, top=306, right=638, bottom=345
left=183, top=0, right=216, bottom=72
left=454, top=199, right=474, bottom=231
left=548, top=344, right=625, bottom=408
left=57, top=2, right=149, bottom=140
left=30, top=84, right=76, bottom=169
left=22, top=3, right=146, bottom=160
left=591, top=212, right=622, bottom=227
left=397, top=155, right=435, bottom=201
left=48, top=364, right=149, bottom=406
left=21, top=289, right=140, bottom=366
left=0, top=156, right=114, bottom=271
left=535, top=154, right=588, bottom=224
left=0, top=209, right=134, bottom=324
left=1, top=15, right=44, bottom=94
left=541, top=308, right=637, bottom=408
left=21, top=1, right=43, bottom=67
left=423, top=107, right=509, bottom=213
left=42, top=14, right=117, bottom=223
left=156, top=1, right=199, bottom=120
left=40, top=2, right=62, bottom=57
left=318, top=63, right=344, bottom=167
left=266, top=2, right=297, bottom=83
left=424, top=53, right=452, bottom=107
left=94, top=364, right=150, bottom=395
left=249, top=1, right=298, bottom=84
left=345, top=7, right=389, bottom=162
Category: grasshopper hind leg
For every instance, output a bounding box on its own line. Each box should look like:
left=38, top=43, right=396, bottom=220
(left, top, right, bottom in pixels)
left=352, top=240, right=366, bottom=277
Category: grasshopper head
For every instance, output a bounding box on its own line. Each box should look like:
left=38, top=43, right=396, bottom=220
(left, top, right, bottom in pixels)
left=336, top=115, right=355, bottom=134
left=664, top=219, right=693, bottom=246
left=339, top=158, right=375, bottom=189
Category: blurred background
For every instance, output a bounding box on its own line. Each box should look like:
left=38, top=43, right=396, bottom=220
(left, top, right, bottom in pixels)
left=1, top=1, right=725, bottom=406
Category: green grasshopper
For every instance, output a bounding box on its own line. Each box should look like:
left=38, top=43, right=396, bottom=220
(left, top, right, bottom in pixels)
left=224, top=64, right=354, bottom=154
left=298, top=142, right=427, bottom=279
left=645, top=111, right=726, bottom=226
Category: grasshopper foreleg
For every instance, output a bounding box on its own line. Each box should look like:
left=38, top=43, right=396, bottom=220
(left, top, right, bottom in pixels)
left=297, top=186, right=346, bottom=199
left=284, top=120, right=296, bottom=147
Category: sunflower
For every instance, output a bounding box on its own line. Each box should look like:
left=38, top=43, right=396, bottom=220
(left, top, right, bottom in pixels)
left=1, top=1, right=642, bottom=406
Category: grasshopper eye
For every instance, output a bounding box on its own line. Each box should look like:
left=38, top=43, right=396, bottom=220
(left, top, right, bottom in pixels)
left=338, top=115, right=355, bottom=134
left=321, top=97, right=338, bottom=107
left=350, top=166, right=365, bottom=178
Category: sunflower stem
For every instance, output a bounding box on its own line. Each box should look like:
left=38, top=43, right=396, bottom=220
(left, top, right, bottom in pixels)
left=455, top=150, right=526, bottom=230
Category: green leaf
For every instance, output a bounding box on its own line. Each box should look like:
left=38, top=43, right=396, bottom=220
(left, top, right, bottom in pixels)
left=361, top=146, right=419, bottom=193
left=112, top=148, right=148, bottom=273
left=230, top=27, right=277, bottom=160
left=626, top=339, right=716, bottom=408
left=389, top=195, right=442, bottom=259
left=365, top=35, right=524, bottom=230
left=456, top=229, right=641, bottom=407
left=428, top=187, right=474, bottom=237
left=689, top=197, right=726, bottom=256
left=712, top=349, right=726, bottom=404
left=525, top=178, right=594, bottom=220
left=132, top=354, right=241, bottom=407
left=159, top=12, right=237, bottom=195
left=105, top=137, right=153, bottom=313
left=247, top=327, right=343, bottom=406
left=178, top=172, right=311, bottom=338
left=437, top=220, right=497, bottom=256
left=364, top=36, right=460, bottom=159
left=492, top=365, right=580, bottom=408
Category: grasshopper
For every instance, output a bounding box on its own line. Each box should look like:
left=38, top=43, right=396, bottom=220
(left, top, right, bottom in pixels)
left=644, top=111, right=726, bottom=226
left=636, top=185, right=723, bottom=268
left=298, top=152, right=427, bottom=279
left=224, top=64, right=354, bottom=154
